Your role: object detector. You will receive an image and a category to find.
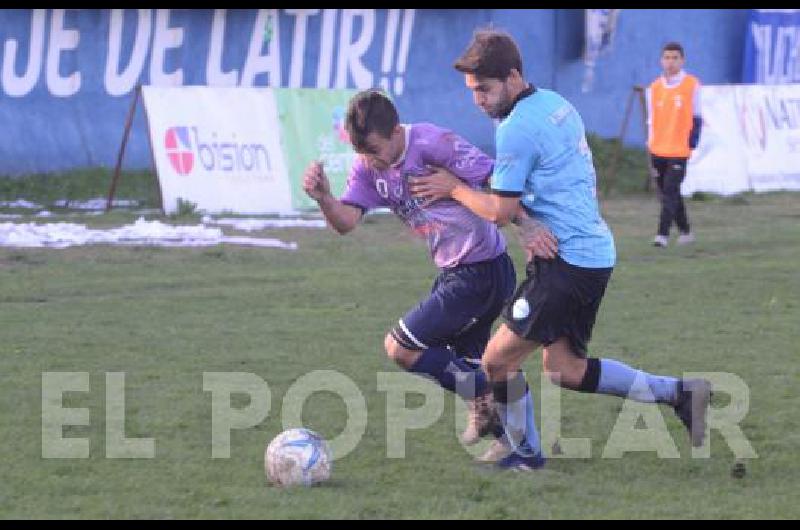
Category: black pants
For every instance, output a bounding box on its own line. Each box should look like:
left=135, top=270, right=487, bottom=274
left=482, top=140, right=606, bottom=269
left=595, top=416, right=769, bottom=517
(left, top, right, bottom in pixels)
left=651, top=155, right=690, bottom=236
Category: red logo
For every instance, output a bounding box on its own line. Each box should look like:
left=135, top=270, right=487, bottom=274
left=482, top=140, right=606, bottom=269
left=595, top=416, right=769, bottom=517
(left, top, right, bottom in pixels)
left=332, top=106, right=349, bottom=143
left=164, top=127, right=194, bottom=175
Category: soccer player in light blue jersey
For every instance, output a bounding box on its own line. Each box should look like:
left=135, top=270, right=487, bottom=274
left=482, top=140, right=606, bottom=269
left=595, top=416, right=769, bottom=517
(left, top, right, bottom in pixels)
left=411, top=30, right=712, bottom=471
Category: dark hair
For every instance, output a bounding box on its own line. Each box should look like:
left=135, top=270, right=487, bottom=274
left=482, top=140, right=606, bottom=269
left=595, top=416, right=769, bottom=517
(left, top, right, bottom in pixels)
left=345, top=90, right=399, bottom=153
left=454, top=29, right=523, bottom=80
left=662, top=41, right=685, bottom=57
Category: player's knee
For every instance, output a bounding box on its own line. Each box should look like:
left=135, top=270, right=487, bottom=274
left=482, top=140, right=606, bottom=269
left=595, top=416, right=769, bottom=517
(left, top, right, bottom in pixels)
left=481, top=357, right=507, bottom=383
left=384, top=334, right=401, bottom=360
left=384, top=334, right=413, bottom=368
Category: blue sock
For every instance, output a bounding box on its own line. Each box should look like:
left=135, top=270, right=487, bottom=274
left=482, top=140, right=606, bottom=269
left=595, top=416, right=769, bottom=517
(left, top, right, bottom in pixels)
left=493, top=372, right=542, bottom=457
left=596, top=358, right=679, bottom=404
left=408, top=347, right=489, bottom=400
left=449, top=356, right=490, bottom=399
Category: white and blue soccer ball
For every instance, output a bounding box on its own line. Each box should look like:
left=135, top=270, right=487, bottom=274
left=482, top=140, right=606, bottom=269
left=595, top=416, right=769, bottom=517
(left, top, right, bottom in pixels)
left=265, top=428, right=332, bottom=487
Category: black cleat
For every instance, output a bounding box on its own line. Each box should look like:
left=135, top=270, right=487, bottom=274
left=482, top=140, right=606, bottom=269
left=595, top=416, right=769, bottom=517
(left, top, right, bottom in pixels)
left=673, top=379, right=712, bottom=447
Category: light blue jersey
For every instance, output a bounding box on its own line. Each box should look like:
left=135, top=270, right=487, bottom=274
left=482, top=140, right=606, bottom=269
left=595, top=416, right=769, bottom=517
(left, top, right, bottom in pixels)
left=491, top=88, right=616, bottom=268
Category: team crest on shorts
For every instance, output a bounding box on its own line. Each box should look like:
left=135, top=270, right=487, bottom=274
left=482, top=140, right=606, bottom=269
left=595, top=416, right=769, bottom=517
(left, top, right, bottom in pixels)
left=512, top=298, right=530, bottom=320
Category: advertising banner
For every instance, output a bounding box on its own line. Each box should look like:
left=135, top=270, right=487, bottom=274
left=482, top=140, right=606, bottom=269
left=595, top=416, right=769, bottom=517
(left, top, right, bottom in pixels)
left=684, top=83, right=800, bottom=196
left=274, top=88, right=358, bottom=211
left=141, top=86, right=294, bottom=214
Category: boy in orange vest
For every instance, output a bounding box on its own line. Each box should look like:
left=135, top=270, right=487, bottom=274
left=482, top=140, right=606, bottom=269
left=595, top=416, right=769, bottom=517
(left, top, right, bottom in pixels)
left=646, top=42, right=702, bottom=247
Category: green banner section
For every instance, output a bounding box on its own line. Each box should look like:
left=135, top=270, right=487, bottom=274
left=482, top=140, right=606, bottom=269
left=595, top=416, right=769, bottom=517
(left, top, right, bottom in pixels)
left=274, top=88, right=358, bottom=211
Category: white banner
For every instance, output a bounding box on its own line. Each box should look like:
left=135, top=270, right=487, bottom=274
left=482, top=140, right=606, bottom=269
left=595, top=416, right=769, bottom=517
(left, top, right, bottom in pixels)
left=141, top=86, right=294, bottom=214
left=582, top=9, right=621, bottom=93
left=684, top=84, right=800, bottom=196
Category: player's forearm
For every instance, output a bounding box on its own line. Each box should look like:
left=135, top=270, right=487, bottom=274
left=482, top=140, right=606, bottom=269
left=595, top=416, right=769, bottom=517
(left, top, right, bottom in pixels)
left=451, top=184, right=515, bottom=226
left=316, top=194, right=360, bottom=234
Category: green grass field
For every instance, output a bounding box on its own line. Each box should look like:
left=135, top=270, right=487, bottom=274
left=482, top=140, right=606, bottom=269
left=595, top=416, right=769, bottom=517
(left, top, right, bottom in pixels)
left=1, top=191, right=799, bottom=519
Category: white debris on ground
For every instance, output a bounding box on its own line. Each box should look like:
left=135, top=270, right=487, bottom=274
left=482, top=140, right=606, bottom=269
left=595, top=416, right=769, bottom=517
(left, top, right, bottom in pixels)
left=0, top=198, right=340, bottom=249
left=0, top=198, right=146, bottom=220
left=0, top=199, right=44, bottom=209
left=0, top=217, right=297, bottom=250
left=1, top=198, right=139, bottom=210
left=220, top=235, right=297, bottom=248
left=52, top=198, right=141, bottom=209
left=203, top=216, right=326, bottom=231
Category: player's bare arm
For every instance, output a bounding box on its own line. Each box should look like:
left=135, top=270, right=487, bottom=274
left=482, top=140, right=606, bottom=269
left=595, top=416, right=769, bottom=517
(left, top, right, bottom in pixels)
left=408, top=167, right=515, bottom=226
left=411, top=167, right=557, bottom=258
left=302, top=161, right=362, bottom=234
left=409, top=167, right=515, bottom=225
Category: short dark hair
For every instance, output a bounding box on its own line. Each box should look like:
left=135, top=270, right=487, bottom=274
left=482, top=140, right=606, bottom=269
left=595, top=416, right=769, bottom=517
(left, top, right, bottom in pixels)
left=345, top=90, right=398, bottom=154
left=454, top=29, right=523, bottom=80
left=662, top=41, right=685, bottom=57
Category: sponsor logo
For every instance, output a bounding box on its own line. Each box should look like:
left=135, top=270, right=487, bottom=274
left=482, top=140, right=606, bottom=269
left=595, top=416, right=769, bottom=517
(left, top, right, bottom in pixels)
left=332, top=106, right=349, bottom=143
left=739, top=102, right=767, bottom=151
left=164, top=127, right=194, bottom=175
left=163, top=126, right=273, bottom=175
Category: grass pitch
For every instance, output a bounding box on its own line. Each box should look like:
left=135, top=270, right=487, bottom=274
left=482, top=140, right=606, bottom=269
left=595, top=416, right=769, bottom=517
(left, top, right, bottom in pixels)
left=1, top=192, right=799, bottom=518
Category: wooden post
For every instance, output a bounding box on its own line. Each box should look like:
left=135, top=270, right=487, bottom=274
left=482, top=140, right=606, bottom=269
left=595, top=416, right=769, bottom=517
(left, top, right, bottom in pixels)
left=140, top=97, right=164, bottom=214
left=607, top=87, right=637, bottom=195
left=608, top=85, right=651, bottom=195
left=106, top=85, right=141, bottom=212
left=634, top=85, right=654, bottom=192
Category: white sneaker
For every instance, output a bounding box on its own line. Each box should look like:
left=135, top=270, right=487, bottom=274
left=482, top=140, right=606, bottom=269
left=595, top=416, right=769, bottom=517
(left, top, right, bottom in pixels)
left=653, top=235, right=669, bottom=247
left=677, top=232, right=695, bottom=245
left=476, top=438, right=513, bottom=463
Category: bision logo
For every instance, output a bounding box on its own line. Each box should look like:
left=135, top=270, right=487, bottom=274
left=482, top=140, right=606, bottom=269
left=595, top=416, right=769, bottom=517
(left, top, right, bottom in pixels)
left=164, top=127, right=194, bottom=175
left=164, top=126, right=272, bottom=175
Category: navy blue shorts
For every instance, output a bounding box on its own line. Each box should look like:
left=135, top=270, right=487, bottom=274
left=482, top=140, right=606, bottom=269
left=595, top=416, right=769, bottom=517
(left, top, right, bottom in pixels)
left=503, top=255, right=613, bottom=357
left=391, top=252, right=516, bottom=361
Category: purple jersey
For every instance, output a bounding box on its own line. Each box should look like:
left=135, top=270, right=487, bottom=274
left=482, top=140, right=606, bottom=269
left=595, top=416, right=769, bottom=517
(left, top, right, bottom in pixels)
left=340, top=123, right=506, bottom=268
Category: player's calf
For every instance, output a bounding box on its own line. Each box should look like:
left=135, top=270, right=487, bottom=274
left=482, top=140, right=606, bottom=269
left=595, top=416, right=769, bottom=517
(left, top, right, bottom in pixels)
left=673, top=378, right=712, bottom=447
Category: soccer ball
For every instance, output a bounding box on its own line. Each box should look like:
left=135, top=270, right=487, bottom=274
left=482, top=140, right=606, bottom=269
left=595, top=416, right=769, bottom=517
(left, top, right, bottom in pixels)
left=264, top=428, right=332, bottom=487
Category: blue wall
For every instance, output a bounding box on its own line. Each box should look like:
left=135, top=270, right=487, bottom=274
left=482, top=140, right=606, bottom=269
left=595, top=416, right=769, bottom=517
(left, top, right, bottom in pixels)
left=0, top=9, right=749, bottom=175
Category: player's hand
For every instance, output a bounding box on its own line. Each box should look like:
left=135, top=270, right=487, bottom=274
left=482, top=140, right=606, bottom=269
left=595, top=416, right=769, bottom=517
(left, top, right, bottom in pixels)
left=515, top=214, right=558, bottom=260
left=408, top=167, right=463, bottom=202
left=302, top=161, right=331, bottom=201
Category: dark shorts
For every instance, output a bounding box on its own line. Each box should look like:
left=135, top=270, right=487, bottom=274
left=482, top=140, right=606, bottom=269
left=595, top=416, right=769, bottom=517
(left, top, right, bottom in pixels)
left=502, top=255, right=613, bottom=357
left=391, top=252, right=516, bottom=360
left=651, top=155, right=688, bottom=181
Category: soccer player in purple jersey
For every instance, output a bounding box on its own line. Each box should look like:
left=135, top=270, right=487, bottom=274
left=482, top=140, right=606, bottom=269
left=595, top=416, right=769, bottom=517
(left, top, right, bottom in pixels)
left=302, top=89, right=525, bottom=455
